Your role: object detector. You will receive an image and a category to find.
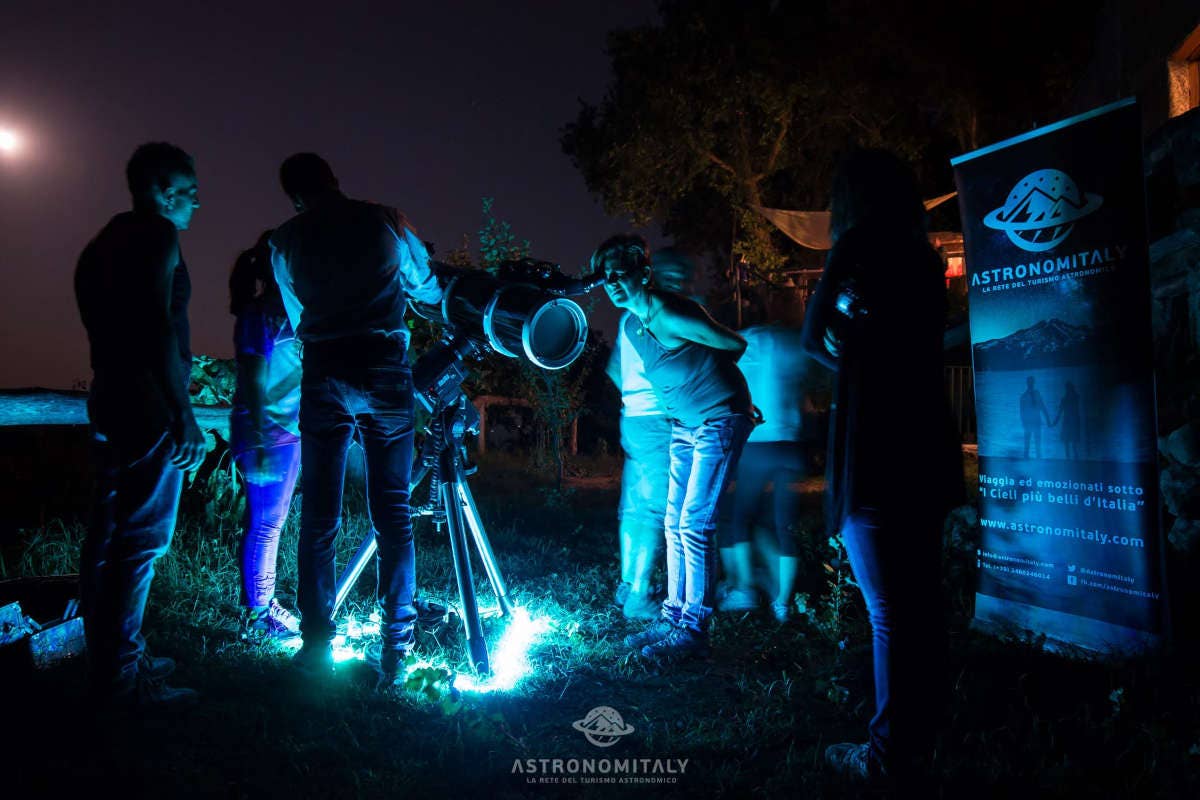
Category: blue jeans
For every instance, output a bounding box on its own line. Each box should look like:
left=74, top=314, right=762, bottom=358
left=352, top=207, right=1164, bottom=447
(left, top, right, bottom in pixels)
left=662, top=414, right=752, bottom=633
left=233, top=440, right=301, bottom=609
left=840, top=509, right=945, bottom=774
left=298, top=337, right=417, bottom=652
left=619, top=414, right=672, bottom=529
left=81, top=429, right=183, bottom=690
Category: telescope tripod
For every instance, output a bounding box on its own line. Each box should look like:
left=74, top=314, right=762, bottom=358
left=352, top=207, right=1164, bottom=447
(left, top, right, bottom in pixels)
left=333, top=390, right=513, bottom=675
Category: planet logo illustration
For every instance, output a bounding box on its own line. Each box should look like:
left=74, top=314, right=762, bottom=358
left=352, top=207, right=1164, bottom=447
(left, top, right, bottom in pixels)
left=572, top=706, right=635, bottom=747
left=983, top=168, right=1103, bottom=253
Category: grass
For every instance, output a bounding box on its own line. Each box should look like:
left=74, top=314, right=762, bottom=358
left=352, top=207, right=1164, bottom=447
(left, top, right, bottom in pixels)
left=4, top=449, right=1200, bottom=799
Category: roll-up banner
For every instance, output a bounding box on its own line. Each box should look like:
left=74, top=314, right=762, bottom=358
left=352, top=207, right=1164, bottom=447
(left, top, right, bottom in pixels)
left=952, top=98, right=1167, bottom=653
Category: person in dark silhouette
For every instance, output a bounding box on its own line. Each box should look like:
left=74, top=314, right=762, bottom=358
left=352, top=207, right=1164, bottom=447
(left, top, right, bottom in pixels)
left=269, top=153, right=442, bottom=686
left=1052, top=381, right=1082, bottom=460
left=74, top=142, right=204, bottom=709
left=1020, top=375, right=1052, bottom=458
left=228, top=230, right=303, bottom=641
left=801, top=149, right=964, bottom=787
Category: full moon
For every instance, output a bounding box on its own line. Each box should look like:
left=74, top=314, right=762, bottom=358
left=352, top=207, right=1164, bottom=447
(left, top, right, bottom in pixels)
left=0, top=129, right=21, bottom=154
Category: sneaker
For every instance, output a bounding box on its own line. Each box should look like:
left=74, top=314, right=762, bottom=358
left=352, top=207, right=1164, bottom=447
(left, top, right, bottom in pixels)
left=364, top=640, right=411, bottom=688
left=718, top=588, right=759, bottom=612
left=623, top=619, right=676, bottom=650
left=771, top=602, right=794, bottom=623
left=243, top=600, right=301, bottom=642
left=613, top=581, right=632, bottom=609
left=621, top=590, right=659, bottom=621
left=414, top=598, right=450, bottom=628
left=138, top=652, right=175, bottom=681
left=639, top=625, right=710, bottom=661
left=825, top=742, right=887, bottom=784
left=291, top=642, right=334, bottom=677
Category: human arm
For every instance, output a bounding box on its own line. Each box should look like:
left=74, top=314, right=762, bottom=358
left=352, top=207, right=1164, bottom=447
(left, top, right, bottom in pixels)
left=649, top=293, right=747, bottom=357
left=269, top=239, right=304, bottom=334
left=149, top=229, right=205, bottom=471
left=394, top=218, right=443, bottom=307
left=800, top=250, right=846, bottom=372
left=233, top=308, right=284, bottom=480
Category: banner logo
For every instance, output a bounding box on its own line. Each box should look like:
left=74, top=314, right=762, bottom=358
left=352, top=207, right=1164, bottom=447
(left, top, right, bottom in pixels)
left=983, top=168, right=1103, bottom=252
left=572, top=706, right=635, bottom=747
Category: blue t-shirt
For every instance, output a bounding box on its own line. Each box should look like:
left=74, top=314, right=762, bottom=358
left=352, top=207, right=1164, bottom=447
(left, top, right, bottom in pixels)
left=230, top=304, right=301, bottom=451
left=738, top=325, right=806, bottom=443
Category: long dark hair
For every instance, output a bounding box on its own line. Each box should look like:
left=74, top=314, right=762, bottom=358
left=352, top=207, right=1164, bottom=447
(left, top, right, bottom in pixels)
left=829, top=149, right=926, bottom=243
left=229, top=229, right=280, bottom=316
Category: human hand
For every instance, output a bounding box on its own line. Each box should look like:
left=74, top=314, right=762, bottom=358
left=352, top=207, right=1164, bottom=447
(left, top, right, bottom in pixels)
left=171, top=414, right=207, bottom=472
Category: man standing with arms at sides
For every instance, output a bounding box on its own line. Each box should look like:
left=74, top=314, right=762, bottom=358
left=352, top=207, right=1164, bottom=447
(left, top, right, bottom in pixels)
left=269, top=153, right=442, bottom=685
left=75, top=142, right=205, bottom=709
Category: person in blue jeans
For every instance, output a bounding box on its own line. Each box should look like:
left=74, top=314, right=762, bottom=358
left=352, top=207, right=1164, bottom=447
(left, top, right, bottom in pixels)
left=720, top=322, right=808, bottom=621
left=228, top=231, right=303, bottom=641
left=595, top=235, right=753, bottom=663
left=74, top=142, right=205, bottom=709
left=604, top=248, right=696, bottom=620
left=801, top=149, right=964, bottom=786
left=269, top=153, right=442, bottom=683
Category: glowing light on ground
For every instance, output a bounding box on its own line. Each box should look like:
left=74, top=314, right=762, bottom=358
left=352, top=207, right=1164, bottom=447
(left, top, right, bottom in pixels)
left=0, top=129, right=20, bottom=154
left=452, top=607, right=551, bottom=694
left=275, top=606, right=552, bottom=693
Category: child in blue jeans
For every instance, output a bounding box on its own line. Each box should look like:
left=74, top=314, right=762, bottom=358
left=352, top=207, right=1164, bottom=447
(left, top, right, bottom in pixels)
left=229, top=231, right=302, bottom=640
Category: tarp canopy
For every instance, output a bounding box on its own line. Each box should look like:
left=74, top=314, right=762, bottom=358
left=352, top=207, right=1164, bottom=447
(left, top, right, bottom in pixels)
left=753, top=191, right=957, bottom=251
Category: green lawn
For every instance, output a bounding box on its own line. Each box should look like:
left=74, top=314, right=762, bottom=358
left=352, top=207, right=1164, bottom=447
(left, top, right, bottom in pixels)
left=5, top=451, right=1199, bottom=799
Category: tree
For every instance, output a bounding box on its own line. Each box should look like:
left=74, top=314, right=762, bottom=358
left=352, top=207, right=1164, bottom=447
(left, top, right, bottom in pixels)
left=562, top=0, right=1096, bottom=285
left=438, top=198, right=606, bottom=486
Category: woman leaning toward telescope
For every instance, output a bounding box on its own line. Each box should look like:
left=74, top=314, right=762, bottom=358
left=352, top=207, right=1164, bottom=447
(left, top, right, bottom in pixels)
left=594, top=235, right=754, bottom=663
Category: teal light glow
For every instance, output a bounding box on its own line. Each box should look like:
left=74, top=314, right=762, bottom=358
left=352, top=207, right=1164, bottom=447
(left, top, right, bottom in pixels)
left=276, top=606, right=551, bottom=693
left=452, top=607, right=550, bottom=694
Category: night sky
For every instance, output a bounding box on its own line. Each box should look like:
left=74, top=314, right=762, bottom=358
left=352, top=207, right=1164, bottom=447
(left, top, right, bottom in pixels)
left=0, top=1, right=659, bottom=389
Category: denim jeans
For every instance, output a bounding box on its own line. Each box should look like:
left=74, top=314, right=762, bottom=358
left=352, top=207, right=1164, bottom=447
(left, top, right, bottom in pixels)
left=298, top=336, right=416, bottom=652
left=619, top=414, right=672, bottom=529
left=233, top=440, right=301, bottom=609
left=840, top=509, right=945, bottom=775
left=81, top=429, right=183, bottom=690
left=661, top=413, right=752, bottom=633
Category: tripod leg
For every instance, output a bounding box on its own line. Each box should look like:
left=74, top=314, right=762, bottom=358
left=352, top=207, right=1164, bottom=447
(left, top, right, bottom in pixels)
left=456, top=477, right=513, bottom=617
left=333, top=532, right=377, bottom=615
left=442, top=480, right=490, bottom=675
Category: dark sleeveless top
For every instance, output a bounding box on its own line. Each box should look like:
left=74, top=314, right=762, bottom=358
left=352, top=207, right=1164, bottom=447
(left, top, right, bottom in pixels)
left=622, top=305, right=751, bottom=427
left=75, top=211, right=192, bottom=449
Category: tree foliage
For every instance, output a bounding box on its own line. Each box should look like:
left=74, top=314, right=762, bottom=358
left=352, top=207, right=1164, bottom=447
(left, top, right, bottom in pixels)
left=562, top=0, right=1095, bottom=280
left=415, top=199, right=612, bottom=482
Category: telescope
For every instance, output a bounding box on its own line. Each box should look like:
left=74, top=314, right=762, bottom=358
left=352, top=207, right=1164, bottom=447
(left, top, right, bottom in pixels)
left=335, top=259, right=602, bottom=675
left=410, top=259, right=599, bottom=373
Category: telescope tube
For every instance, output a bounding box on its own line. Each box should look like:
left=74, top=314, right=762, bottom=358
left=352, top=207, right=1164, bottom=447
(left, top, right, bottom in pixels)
left=413, top=268, right=588, bottom=370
